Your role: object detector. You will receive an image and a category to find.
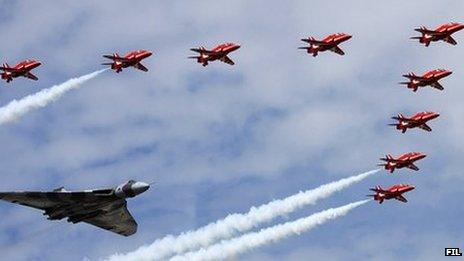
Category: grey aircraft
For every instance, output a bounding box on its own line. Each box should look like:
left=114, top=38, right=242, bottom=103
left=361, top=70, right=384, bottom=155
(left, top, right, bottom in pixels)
left=0, top=180, right=150, bottom=236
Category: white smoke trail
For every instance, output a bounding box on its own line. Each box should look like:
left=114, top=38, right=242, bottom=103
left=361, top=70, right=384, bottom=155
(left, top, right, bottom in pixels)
left=0, top=69, right=106, bottom=125
left=107, top=169, right=378, bottom=261
left=172, top=200, right=370, bottom=261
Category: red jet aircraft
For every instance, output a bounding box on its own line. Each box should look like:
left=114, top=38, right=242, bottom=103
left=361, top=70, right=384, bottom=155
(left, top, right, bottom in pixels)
left=0, top=59, right=42, bottom=83
left=102, top=50, right=152, bottom=73
left=378, top=152, right=426, bottom=173
left=411, top=22, right=464, bottom=47
left=299, top=33, right=352, bottom=57
left=368, top=184, right=415, bottom=204
left=400, top=69, right=452, bottom=92
left=189, top=43, right=240, bottom=67
left=389, top=111, right=440, bottom=133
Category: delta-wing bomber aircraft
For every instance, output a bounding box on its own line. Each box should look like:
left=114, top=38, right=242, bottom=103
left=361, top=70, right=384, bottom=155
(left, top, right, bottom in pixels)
left=0, top=180, right=150, bottom=236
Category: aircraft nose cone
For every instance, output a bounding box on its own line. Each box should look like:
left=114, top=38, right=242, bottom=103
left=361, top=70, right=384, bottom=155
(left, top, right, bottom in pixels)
left=132, top=182, right=150, bottom=195
left=231, top=44, right=241, bottom=51
left=442, top=71, right=452, bottom=77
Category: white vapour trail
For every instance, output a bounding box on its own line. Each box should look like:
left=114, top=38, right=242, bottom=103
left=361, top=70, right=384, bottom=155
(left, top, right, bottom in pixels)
left=172, top=200, right=370, bottom=261
left=0, top=69, right=106, bottom=125
left=107, top=169, right=378, bottom=261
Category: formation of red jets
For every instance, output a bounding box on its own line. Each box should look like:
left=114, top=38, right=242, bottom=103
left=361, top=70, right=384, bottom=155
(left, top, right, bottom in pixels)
left=2, top=22, right=462, bottom=205
left=368, top=23, right=464, bottom=204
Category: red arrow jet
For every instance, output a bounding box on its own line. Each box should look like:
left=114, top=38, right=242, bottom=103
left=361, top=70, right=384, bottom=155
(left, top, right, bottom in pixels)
left=411, top=22, right=464, bottom=47
left=299, top=33, right=352, bottom=57
left=400, top=69, right=452, bottom=92
left=378, top=152, right=426, bottom=173
left=189, top=43, right=240, bottom=67
left=0, top=59, right=42, bottom=83
left=102, top=50, right=152, bottom=73
left=389, top=112, right=440, bottom=133
left=368, top=184, right=415, bottom=204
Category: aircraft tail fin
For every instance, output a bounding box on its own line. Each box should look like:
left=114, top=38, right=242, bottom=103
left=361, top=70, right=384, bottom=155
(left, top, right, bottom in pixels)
left=391, top=113, right=405, bottom=121
left=53, top=187, right=66, bottom=192
left=414, top=26, right=429, bottom=34
left=0, top=63, right=10, bottom=71
left=380, top=154, right=393, bottom=161
left=301, top=37, right=318, bottom=46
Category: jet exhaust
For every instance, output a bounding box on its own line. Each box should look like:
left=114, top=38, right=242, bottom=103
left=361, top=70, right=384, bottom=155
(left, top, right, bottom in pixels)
left=0, top=69, right=107, bottom=125
left=107, top=169, right=378, bottom=261
left=171, top=200, right=370, bottom=261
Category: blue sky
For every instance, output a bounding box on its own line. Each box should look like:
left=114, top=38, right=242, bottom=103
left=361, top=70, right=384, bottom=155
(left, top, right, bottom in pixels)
left=0, top=1, right=463, bottom=260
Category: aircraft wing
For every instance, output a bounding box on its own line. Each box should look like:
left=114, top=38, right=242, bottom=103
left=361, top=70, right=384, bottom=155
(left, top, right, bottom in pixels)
left=431, top=82, right=444, bottom=90
left=444, top=36, right=458, bottom=45
left=83, top=200, right=137, bottom=236
left=133, top=62, right=148, bottom=72
left=24, top=72, right=38, bottom=81
left=329, top=46, right=345, bottom=55
left=418, top=123, right=432, bottom=132
left=407, top=163, right=419, bottom=171
left=0, top=189, right=137, bottom=236
left=0, top=191, right=66, bottom=210
left=219, top=55, right=235, bottom=65
left=395, top=195, right=408, bottom=203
